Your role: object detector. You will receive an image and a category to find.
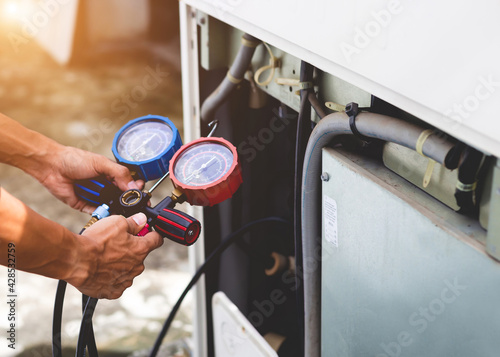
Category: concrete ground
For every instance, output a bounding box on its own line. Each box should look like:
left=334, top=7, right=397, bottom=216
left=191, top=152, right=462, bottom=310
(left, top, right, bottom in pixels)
left=0, top=28, right=194, bottom=357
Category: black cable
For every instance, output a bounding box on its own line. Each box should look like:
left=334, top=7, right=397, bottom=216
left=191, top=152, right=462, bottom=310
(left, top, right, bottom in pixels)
left=235, top=239, right=275, bottom=269
left=148, top=217, right=290, bottom=357
left=293, top=61, right=314, bottom=357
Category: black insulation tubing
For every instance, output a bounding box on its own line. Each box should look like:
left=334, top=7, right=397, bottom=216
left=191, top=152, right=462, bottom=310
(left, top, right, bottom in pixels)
left=148, top=217, right=290, bottom=357
left=455, top=146, right=484, bottom=213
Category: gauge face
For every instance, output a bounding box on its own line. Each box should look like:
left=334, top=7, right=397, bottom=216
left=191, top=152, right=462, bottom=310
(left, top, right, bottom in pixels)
left=173, top=142, right=234, bottom=187
left=116, top=120, right=173, bottom=162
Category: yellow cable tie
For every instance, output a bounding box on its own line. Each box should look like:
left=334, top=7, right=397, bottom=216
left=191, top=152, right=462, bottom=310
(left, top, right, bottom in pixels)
left=254, top=42, right=279, bottom=87
left=299, top=81, right=313, bottom=90
left=456, top=181, right=477, bottom=192
left=422, top=159, right=436, bottom=188
left=325, top=102, right=346, bottom=112
left=226, top=71, right=243, bottom=85
left=241, top=36, right=261, bottom=48
left=416, top=129, right=436, bottom=188
left=416, top=129, right=434, bottom=156
left=275, top=78, right=300, bottom=86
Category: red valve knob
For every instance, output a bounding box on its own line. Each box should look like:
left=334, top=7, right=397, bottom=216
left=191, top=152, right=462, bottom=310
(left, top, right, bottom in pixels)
left=153, top=208, right=201, bottom=246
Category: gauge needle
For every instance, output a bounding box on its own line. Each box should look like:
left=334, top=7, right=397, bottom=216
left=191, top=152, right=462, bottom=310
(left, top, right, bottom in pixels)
left=130, top=134, right=158, bottom=157
left=200, top=156, right=217, bottom=170
left=185, top=157, right=218, bottom=183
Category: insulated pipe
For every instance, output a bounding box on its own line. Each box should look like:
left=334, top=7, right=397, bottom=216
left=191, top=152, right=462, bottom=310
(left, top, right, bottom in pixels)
left=308, top=92, right=327, bottom=119
left=301, top=112, right=455, bottom=357
left=200, top=33, right=261, bottom=123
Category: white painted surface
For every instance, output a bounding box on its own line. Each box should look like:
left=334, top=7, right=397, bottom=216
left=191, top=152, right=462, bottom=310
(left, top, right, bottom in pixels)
left=212, top=292, right=278, bottom=357
left=30, top=0, right=150, bottom=64
left=180, top=3, right=208, bottom=357
left=29, top=0, right=79, bottom=65
left=183, top=0, right=500, bottom=157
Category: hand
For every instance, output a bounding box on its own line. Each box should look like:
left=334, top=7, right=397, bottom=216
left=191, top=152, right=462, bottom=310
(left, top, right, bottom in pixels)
left=67, top=213, right=163, bottom=299
left=38, top=146, right=144, bottom=214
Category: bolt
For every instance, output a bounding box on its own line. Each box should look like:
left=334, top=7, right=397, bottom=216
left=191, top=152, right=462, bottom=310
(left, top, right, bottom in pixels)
left=321, top=172, right=330, bottom=182
left=200, top=17, right=206, bottom=25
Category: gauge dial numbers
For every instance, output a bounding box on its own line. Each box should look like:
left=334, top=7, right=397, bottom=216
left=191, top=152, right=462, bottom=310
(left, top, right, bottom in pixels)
left=112, top=115, right=182, bottom=182
left=170, top=137, right=242, bottom=206
left=116, top=121, right=173, bottom=162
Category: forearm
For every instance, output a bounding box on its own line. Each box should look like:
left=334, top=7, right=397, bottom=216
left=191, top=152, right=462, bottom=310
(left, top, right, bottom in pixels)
left=0, top=113, right=62, bottom=181
left=0, top=187, right=89, bottom=282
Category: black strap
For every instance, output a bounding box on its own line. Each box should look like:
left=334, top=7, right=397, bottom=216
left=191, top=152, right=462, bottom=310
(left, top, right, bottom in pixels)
left=346, top=102, right=371, bottom=142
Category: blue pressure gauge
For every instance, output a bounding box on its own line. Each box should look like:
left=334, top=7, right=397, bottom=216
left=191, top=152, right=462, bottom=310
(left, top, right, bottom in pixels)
left=112, top=115, right=182, bottom=182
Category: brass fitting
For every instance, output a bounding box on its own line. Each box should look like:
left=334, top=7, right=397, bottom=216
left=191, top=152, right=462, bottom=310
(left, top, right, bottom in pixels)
left=84, top=216, right=98, bottom=230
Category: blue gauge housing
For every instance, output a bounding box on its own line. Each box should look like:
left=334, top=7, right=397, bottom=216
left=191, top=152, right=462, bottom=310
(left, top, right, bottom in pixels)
left=112, top=115, right=182, bottom=182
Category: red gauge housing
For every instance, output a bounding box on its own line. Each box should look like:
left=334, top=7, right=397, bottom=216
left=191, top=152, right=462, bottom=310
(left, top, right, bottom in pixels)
left=169, top=137, right=243, bottom=206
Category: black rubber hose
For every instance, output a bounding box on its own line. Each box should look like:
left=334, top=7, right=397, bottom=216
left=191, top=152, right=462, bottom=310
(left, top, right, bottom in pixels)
left=52, top=281, right=67, bottom=357
left=293, top=61, right=314, bottom=356
left=53, top=227, right=86, bottom=357
left=148, top=217, right=290, bottom=357
left=76, top=297, right=99, bottom=357
left=82, top=295, right=99, bottom=357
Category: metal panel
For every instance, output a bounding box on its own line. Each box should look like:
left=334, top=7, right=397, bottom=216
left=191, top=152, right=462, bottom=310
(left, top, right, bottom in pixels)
left=198, top=16, right=371, bottom=113
left=486, top=161, right=500, bottom=260
left=382, top=142, right=460, bottom=211
left=321, top=147, right=499, bottom=356
left=184, top=0, right=500, bottom=158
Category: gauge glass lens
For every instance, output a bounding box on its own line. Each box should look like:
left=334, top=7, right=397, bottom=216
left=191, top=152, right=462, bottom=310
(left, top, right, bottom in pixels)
left=116, top=121, right=173, bottom=162
left=174, top=142, right=234, bottom=187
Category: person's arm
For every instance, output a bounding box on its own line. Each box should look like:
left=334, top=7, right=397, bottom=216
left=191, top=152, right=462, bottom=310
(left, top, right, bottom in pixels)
left=0, top=114, right=163, bottom=299
left=0, top=188, right=163, bottom=299
left=0, top=113, right=141, bottom=213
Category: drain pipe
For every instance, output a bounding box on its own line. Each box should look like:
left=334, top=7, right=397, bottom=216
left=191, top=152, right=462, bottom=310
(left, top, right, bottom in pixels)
left=201, top=33, right=261, bottom=123
left=301, top=111, right=455, bottom=357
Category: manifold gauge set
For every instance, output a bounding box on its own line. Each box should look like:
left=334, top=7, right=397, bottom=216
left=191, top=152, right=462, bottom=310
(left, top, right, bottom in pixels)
left=74, top=114, right=242, bottom=245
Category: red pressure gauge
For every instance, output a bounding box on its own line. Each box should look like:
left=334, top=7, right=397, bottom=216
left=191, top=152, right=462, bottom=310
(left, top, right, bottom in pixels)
left=169, top=137, right=242, bottom=206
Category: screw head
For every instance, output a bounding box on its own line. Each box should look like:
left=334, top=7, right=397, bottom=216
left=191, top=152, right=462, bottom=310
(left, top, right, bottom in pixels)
left=321, top=172, right=330, bottom=182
